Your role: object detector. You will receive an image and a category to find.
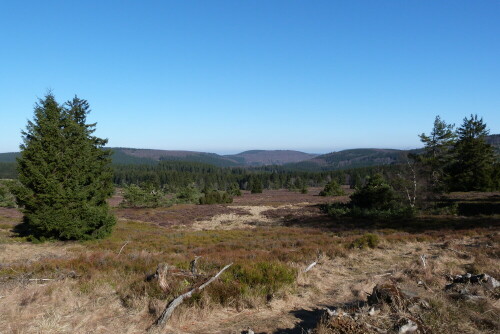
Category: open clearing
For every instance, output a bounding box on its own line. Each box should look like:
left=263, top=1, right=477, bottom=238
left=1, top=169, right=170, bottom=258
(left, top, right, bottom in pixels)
left=1, top=190, right=499, bottom=333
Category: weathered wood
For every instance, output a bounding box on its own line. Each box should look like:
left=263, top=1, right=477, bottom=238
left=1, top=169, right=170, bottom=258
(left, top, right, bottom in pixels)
left=156, top=263, right=170, bottom=292
left=420, top=254, right=427, bottom=268
left=189, top=256, right=201, bottom=275
left=304, top=261, right=317, bottom=273
left=117, top=241, right=130, bottom=255
left=153, top=263, right=233, bottom=328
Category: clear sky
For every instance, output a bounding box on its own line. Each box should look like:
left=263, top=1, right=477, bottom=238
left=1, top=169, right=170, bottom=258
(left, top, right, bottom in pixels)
left=1, top=1, right=499, bottom=154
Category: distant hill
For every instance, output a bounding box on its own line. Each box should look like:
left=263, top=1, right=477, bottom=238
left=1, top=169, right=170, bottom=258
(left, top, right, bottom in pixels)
left=0, top=134, right=498, bottom=169
left=110, top=148, right=316, bottom=167
left=224, top=150, right=318, bottom=166
left=0, top=152, right=19, bottom=163
left=285, top=148, right=412, bottom=171
left=486, top=134, right=500, bottom=153
left=111, top=148, right=240, bottom=167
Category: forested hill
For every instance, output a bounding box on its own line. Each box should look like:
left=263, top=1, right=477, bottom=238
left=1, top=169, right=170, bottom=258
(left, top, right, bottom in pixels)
left=486, top=134, right=500, bottom=153
left=110, top=148, right=317, bottom=167
left=111, top=148, right=240, bottom=167
left=0, top=134, right=498, bottom=170
left=284, top=148, right=416, bottom=171
left=224, top=150, right=318, bottom=166
left=0, top=152, right=20, bottom=163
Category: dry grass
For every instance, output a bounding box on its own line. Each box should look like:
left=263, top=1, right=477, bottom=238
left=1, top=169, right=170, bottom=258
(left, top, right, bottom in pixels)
left=0, top=190, right=499, bottom=333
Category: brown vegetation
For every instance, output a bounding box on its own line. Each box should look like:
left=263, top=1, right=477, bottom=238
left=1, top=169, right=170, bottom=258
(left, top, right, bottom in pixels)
left=0, top=189, right=499, bottom=333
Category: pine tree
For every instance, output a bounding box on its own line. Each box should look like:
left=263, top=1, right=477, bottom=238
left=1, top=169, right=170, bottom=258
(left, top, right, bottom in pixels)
left=15, top=94, right=115, bottom=240
left=447, top=114, right=496, bottom=191
left=419, top=115, right=456, bottom=192
left=250, top=177, right=263, bottom=194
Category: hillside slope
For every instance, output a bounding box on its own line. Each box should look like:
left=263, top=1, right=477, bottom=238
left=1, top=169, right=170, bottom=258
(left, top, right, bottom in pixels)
left=224, top=150, right=318, bottom=166
left=286, top=148, right=411, bottom=171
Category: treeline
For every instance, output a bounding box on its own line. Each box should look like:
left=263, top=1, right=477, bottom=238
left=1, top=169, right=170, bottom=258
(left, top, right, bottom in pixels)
left=2, top=158, right=404, bottom=192
left=112, top=160, right=408, bottom=192
left=0, top=162, right=17, bottom=179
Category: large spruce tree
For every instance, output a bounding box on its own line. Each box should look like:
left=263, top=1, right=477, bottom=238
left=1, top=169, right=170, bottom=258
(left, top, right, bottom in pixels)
left=16, top=93, right=115, bottom=240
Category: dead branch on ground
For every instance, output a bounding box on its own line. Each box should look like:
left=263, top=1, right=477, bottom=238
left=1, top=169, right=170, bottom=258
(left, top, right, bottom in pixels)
left=152, top=263, right=233, bottom=328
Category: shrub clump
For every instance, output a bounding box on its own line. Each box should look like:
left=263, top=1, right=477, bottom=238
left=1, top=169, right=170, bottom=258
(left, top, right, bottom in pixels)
left=0, top=180, right=18, bottom=208
left=322, top=174, right=415, bottom=219
left=350, top=233, right=380, bottom=249
left=174, top=185, right=202, bottom=204
left=319, top=180, right=345, bottom=196
left=121, top=184, right=166, bottom=208
left=199, top=190, right=233, bottom=205
left=228, top=261, right=297, bottom=298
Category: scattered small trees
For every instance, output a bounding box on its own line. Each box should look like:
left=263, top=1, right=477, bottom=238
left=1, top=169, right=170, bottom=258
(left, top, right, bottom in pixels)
left=15, top=94, right=115, bottom=240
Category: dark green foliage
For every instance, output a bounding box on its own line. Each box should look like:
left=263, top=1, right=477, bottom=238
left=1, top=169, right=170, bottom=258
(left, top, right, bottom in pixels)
left=228, top=183, right=242, bottom=197
left=15, top=94, right=115, bottom=240
left=322, top=174, right=415, bottom=219
left=447, top=115, right=497, bottom=191
left=319, top=180, right=345, bottom=196
left=0, top=180, right=18, bottom=207
left=250, top=177, right=263, bottom=194
left=0, top=163, right=17, bottom=179
left=121, top=184, right=165, bottom=208
left=199, top=190, right=233, bottom=205
left=350, top=174, right=397, bottom=210
left=419, top=116, right=456, bottom=192
left=174, top=184, right=202, bottom=204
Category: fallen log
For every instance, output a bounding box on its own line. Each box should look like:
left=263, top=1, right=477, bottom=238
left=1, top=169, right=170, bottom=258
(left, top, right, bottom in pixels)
left=153, top=263, right=233, bottom=328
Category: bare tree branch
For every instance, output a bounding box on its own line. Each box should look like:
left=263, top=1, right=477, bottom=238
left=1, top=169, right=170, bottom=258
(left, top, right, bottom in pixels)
left=153, top=263, right=233, bottom=328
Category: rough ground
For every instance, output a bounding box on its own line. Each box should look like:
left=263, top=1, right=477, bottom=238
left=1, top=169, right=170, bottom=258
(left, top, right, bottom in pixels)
left=0, top=190, right=499, bottom=334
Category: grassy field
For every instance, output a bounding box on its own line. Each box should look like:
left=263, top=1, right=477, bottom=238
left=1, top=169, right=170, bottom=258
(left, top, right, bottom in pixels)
left=0, top=189, right=499, bottom=333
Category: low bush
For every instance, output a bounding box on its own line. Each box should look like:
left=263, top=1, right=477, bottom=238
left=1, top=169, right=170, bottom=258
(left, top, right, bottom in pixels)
left=319, top=180, right=345, bottom=196
left=350, top=233, right=380, bottom=249
left=228, top=183, right=242, bottom=197
left=199, top=190, right=233, bottom=205
left=0, top=179, right=18, bottom=208
left=228, top=261, right=297, bottom=297
left=121, top=184, right=166, bottom=208
left=174, top=185, right=202, bottom=204
left=321, top=174, right=415, bottom=219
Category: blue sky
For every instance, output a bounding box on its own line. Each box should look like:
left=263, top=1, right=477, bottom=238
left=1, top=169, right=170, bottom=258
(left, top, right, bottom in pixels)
left=1, top=1, right=499, bottom=154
